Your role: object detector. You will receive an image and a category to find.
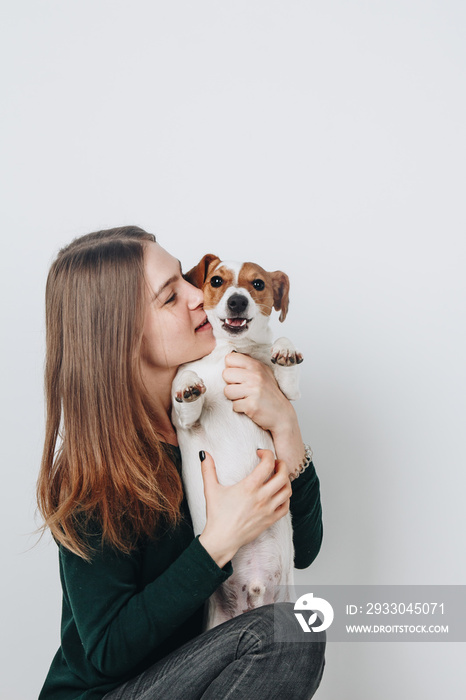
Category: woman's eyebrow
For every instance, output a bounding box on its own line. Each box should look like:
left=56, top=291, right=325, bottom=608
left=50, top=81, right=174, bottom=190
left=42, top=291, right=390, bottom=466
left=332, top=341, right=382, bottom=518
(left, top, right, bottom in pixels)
left=151, top=260, right=183, bottom=301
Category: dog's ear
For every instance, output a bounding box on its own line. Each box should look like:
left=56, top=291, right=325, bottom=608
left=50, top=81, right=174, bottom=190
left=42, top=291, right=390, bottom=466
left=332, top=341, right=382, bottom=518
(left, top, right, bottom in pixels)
left=184, top=254, right=220, bottom=289
left=271, top=271, right=290, bottom=322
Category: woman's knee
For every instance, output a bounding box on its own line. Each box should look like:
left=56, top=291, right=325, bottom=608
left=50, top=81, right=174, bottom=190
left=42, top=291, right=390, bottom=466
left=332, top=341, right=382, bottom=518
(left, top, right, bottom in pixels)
left=237, top=601, right=326, bottom=653
left=235, top=603, right=326, bottom=693
left=273, top=602, right=326, bottom=691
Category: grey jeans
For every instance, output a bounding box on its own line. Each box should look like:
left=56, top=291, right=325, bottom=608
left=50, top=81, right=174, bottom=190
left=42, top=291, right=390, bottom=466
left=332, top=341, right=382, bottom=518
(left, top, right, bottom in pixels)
left=103, top=602, right=326, bottom=699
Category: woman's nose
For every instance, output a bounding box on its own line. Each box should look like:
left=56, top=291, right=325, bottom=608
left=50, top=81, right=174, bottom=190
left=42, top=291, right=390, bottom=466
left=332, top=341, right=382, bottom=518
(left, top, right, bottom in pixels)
left=186, top=281, right=204, bottom=308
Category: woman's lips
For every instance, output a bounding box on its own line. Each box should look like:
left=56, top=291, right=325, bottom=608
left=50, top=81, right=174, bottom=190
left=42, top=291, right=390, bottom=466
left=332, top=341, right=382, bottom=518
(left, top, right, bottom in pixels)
left=195, top=317, right=212, bottom=332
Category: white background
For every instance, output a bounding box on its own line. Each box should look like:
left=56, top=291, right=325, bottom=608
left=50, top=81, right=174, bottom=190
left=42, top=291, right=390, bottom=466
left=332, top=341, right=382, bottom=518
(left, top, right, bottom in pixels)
left=1, top=1, right=465, bottom=698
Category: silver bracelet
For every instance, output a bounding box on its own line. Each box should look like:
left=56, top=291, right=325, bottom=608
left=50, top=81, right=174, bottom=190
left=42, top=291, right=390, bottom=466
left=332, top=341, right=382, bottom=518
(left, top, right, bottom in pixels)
left=289, top=443, right=313, bottom=482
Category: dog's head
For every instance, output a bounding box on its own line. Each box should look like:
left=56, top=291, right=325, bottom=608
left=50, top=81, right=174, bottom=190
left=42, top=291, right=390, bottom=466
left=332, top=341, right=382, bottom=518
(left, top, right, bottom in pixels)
left=184, top=254, right=290, bottom=343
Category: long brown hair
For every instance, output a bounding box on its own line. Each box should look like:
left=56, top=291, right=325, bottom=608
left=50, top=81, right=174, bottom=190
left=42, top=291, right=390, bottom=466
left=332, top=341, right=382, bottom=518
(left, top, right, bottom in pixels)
left=36, top=226, right=184, bottom=559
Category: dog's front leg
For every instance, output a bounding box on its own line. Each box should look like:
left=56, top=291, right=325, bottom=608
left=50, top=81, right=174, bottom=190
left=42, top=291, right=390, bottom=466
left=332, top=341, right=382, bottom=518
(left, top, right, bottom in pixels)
left=172, top=369, right=206, bottom=428
left=271, top=337, right=303, bottom=401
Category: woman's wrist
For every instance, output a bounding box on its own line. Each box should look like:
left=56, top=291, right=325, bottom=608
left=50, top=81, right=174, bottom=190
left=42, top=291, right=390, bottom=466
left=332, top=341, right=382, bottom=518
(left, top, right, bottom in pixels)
left=288, top=443, right=313, bottom=481
left=198, top=531, right=237, bottom=570
left=267, top=391, right=296, bottom=437
left=270, top=404, right=305, bottom=478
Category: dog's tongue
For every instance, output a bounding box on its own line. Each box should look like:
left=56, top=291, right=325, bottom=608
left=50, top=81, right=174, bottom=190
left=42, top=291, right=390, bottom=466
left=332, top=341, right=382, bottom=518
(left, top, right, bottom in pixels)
left=227, top=318, right=246, bottom=327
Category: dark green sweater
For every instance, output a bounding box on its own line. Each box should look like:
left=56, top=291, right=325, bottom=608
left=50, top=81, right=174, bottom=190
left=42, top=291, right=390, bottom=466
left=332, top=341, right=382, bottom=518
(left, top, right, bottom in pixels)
left=39, top=444, right=323, bottom=700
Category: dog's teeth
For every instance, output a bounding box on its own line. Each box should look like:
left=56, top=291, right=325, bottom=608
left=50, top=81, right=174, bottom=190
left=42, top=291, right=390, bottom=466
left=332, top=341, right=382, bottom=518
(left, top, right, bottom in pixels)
left=225, top=318, right=248, bottom=328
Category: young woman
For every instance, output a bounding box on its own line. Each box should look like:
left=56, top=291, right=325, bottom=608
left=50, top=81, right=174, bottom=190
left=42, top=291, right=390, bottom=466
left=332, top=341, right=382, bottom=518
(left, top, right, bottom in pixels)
left=37, top=226, right=325, bottom=699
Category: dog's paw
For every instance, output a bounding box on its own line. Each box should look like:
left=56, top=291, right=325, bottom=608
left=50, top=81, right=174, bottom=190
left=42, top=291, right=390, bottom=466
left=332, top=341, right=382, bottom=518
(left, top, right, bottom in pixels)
left=271, top=349, right=303, bottom=366
left=271, top=337, right=303, bottom=366
left=174, top=371, right=206, bottom=403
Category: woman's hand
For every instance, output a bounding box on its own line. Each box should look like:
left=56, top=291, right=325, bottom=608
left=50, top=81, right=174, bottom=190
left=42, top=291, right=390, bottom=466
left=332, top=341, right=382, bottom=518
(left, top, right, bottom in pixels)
left=198, top=449, right=292, bottom=568
left=222, top=351, right=291, bottom=434
left=222, top=351, right=307, bottom=479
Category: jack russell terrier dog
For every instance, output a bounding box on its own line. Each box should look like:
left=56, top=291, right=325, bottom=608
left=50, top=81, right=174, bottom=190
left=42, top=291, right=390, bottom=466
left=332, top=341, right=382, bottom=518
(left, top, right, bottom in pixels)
left=171, top=254, right=303, bottom=630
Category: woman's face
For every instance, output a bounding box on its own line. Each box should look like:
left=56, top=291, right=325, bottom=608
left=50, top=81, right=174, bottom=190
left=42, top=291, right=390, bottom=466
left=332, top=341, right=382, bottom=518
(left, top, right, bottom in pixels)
left=140, top=242, right=215, bottom=371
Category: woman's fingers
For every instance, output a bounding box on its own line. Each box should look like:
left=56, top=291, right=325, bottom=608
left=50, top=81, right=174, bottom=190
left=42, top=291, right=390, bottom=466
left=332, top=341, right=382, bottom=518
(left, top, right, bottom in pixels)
left=248, top=451, right=292, bottom=502
left=261, top=459, right=293, bottom=499
left=199, top=451, right=220, bottom=496
left=223, top=359, right=272, bottom=386
left=222, top=366, right=251, bottom=385
left=246, top=449, right=276, bottom=486
left=224, top=351, right=255, bottom=369
left=269, top=479, right=293, bottom=513
left=223, top=382, right=248, bottom=401
left=222, top=351, right=290, bottom=434
left=223, top=353, right=274, bottom=389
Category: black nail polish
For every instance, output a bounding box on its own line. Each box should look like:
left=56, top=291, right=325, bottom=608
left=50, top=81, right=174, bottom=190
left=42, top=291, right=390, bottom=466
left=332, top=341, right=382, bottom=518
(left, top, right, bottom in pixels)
left=199, top=451, right=206, bottom=462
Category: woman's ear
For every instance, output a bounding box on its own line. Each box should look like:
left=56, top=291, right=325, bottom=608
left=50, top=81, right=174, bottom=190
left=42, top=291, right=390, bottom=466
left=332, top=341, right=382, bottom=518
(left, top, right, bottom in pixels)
left=271, top=271, right=290, bottom=322
left=184, top=254, right=220, bottom=288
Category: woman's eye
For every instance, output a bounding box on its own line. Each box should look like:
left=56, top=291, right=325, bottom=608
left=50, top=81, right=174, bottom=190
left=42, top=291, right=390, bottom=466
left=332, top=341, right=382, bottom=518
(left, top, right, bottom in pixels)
left=210, top=276, right=223, bottom=288
left=164, top=293, right=177, bottom=304
left=252, top=279, right=265, bottom=291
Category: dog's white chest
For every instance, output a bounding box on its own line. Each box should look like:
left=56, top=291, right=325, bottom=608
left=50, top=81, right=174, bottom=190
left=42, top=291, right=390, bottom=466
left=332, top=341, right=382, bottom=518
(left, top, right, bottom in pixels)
left=173, top=343, right=274, bottom=489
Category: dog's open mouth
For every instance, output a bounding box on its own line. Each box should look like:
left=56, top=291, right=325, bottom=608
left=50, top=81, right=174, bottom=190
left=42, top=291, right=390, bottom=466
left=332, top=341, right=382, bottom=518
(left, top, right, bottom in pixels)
left=222, top=317, right=252, bottom=334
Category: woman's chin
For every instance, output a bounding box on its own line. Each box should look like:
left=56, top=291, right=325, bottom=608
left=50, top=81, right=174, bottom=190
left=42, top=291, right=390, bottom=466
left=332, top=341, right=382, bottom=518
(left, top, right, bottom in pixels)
left=195, top=330, right=216, bottom=358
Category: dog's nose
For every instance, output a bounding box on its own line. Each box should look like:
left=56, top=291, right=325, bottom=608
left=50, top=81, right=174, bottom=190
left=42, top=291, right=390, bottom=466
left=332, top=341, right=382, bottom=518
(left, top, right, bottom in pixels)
left=227, top=293, right=248, bottom=314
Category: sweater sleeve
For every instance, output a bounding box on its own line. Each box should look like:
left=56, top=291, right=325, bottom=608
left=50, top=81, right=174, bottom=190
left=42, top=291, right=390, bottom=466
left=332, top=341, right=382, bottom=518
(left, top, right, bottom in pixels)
left=59, top=534, right=233, bottom=679
left=289, top=461, right=323, bottom=569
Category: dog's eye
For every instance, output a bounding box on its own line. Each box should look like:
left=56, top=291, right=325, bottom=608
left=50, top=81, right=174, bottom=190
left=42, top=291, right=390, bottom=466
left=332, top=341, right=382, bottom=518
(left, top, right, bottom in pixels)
left=210, top=276, right=223, bottom=288
left=252, top=279, right=265, bottom=291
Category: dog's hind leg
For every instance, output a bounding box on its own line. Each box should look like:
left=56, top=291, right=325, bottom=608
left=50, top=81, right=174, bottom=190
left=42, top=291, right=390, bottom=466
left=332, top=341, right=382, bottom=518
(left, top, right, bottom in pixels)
left=203, top=587, right=238, bottom=631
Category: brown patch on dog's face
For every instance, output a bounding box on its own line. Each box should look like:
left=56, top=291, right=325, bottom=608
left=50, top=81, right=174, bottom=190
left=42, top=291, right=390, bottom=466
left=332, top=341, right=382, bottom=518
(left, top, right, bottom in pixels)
left=202, top=265, right=235, bottom=310
left=238, top=263, right=290, bottom=322
left=184, top=254, right=220, bottom=289
left=237, top=263, right=275, bottom=318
